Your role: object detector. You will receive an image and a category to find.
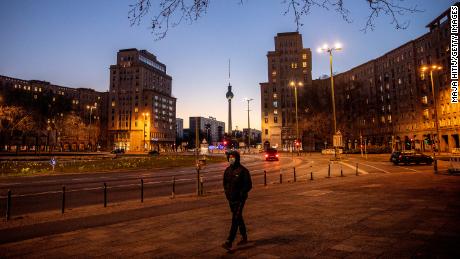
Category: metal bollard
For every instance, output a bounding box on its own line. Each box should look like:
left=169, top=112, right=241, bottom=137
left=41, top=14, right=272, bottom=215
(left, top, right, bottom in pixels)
left=103, top=182, right=107, bottom=207
left=6, top=190, right=11, bottom=221
left=327, top=163, right=331, bottom=178
left=434, top=160, right=438, bottom=174
left=264, top=170, right=267, bottom=186
left=310, top=172, right=314, bottom=180
left=196, top=168, right=200, bottom=196
left=61, top=186, right=66, bottom=214
left=200, top=176, right=204, bottom=195
left=293, top=167, right=296, bottom=182
left=356, top=163, right=359, bottom=176
left=172, top=176, right=176, bottom=198
left=280, top=170, right=283, bottom=184
left=141, top=178, right=144, bottom=203
left=340, top=168, right=344, bottom=177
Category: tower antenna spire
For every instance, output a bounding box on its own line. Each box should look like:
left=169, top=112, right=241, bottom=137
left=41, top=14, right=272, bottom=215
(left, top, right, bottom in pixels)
left=228, top=59, right=231, bottom=83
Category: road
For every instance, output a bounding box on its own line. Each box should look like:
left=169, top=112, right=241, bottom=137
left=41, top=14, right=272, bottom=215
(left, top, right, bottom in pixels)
left=0, top=153, right=448, bottom=217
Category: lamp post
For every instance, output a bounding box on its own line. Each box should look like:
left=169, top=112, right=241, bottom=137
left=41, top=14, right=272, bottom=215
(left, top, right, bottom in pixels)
left=421, top=65, right=442, bottom=173
left=86, top=104, right=96, bottom=151
left=244, top=98, right=254, bottom=152
left=289, top=81, right=303, bottom=154
left=318, top=43, right=342, bottom=158
left=142, top=112, right=149, bottom=152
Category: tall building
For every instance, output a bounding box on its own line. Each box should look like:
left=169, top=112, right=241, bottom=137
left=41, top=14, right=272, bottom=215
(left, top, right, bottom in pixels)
left=108, top=49, right=176, bottom=152
left=260, top=32, right=312, bottom=150
left=189, top=116, right=225, bottom=146
left=305, top=5, right=458, bottom=152
left=176, top=118, right=184, bottom=139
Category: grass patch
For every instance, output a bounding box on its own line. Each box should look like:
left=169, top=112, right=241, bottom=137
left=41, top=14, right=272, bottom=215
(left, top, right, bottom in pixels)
left=0, top=155, right=227, bottom=177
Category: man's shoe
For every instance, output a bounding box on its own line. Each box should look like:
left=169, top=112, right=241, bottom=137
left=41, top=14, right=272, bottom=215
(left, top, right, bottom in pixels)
left=221, top=241, right=232, bottom=250
left=237, top=238, right=248, bottom=246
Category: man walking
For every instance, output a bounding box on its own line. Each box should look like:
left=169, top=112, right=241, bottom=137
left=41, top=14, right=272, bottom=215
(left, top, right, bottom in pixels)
left=222, top=150, right=252, bottom=250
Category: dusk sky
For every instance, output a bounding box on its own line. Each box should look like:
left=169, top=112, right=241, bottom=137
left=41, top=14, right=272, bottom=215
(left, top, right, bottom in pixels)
left=0, top=0, right=455, bottom=130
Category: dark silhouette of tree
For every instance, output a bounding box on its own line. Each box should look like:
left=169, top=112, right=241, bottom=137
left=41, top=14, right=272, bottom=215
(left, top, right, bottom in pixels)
left=129, top=0, right=422, bottom=40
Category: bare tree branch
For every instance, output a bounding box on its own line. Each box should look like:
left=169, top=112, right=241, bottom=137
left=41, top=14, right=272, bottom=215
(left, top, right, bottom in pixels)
left=129, top=0, right=423, bottom=40
left=362, top=0, right=422, bottom=32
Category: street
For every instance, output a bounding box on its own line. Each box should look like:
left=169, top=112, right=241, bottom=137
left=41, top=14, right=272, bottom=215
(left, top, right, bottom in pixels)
left=0, top=153, right=458, bottom=258
left=0, top=153, right=449, bottom=217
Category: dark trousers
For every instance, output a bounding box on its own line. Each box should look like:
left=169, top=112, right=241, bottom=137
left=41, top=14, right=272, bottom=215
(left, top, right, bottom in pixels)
left=227, top=199, right=247, bottom=243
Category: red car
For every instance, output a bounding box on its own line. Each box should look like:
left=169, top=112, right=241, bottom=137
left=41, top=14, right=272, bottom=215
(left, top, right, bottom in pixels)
left=265, top=149, right=279, bottom=161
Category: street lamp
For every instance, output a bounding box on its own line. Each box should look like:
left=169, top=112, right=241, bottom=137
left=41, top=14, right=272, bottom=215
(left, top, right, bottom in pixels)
left=142, top=112, right=149, bottom=152
left=243, top=98, right=254, bottom=152
left=289, top=80, right=303, bottom=154
left=421, top=65, right=442, bottom=173
left=318, top=42, right=342, bottom=158
left=86, top=104, right=97, bottom=151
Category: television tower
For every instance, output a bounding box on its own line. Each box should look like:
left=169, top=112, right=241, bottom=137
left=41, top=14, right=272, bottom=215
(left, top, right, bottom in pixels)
left=226, top=59, right=234, bottom=134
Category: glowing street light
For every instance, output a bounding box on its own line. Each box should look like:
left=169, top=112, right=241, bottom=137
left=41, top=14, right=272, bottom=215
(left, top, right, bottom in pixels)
left=318, top=42, right=342, bottom=158
left=289, top=80, right=303, bottom=153
left=142, top=112, right=150, bottom=151
left=421, top=65, right=442, bottom=173
left=86, top=104, right=97, bottom=151
left=243, top=98, right=254, bottom=151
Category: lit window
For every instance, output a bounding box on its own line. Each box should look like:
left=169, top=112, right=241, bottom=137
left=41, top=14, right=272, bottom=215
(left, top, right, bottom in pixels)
left=273, top=101, right=278, bottom=108
left=134, top=107, right=138, bottom=112
left=302, top=54, right=307, bottom=59
left=273, top=93, right=277, bottom=98
left=302, top=62, right=307, bottom=68
left=421, top=96, right=428, bottom=104
left=423, top=109, right=429, bottom=119
left=274, top=109, right=278, bottom=115
left=272, top=71, right=277, bottom=76
left=112, top=101, right=115, bottom=107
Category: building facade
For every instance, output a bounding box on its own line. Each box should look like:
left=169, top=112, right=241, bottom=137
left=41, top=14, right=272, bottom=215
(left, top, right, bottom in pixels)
left=242, top=128, right=262, bottom=145
left=268, top=6, right=458, bottom=152
left=189, top=116, right=225, bottom=146
left=108, top=49, right=176, bottom=152
left=176, top=118, right=184, bottom=139
left=0, top=75, right=108, bottom=151
left=260, top=32, right=313, bottom=150
left=330, top=6, right=456, bottom=152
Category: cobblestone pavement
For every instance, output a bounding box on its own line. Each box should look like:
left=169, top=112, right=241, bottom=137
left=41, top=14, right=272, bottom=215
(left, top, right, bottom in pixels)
left=1, top=166, right=460, bottom=258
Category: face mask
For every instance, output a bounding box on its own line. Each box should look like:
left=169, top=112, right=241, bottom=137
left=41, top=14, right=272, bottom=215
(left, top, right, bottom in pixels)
left=229, top=157, right=236, bottom=165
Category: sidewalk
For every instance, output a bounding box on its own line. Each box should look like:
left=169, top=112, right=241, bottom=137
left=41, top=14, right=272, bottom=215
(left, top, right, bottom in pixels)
left=1, top=170, right=460, bottom=258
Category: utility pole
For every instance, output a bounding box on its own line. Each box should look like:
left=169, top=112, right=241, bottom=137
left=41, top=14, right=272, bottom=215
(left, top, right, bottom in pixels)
left=244, top=98, right=253, bottom=152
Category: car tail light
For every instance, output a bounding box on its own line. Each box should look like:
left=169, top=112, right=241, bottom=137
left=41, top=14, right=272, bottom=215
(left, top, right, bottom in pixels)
left=276, top=154, right=279, bottom=157
left=265, top=154, right=268, bottom=157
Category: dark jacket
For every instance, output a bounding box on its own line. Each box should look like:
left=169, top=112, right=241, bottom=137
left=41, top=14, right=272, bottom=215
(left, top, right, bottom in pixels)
left=223, top=151, right=252, bottom=201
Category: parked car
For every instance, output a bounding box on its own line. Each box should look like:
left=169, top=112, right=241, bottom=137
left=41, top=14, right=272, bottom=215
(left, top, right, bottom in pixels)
left=265, top=148, right=279, bottom=161
left=111, top=148, right=125, bottom=154
left=148, top=150, right=160, bottom=156
left=390, top=151, right=433, bottom=165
